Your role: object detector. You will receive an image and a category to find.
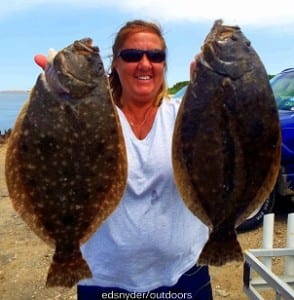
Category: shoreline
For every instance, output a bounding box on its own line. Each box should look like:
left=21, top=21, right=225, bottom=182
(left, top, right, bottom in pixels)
left=0, top=90, right=30, bottom=93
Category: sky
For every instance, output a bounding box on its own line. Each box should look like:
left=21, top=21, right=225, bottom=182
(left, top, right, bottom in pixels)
left=0, top=0, right=293, bottom=91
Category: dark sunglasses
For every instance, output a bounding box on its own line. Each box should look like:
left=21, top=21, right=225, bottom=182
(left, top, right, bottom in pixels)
left=117, top=49, right=166, bottom=63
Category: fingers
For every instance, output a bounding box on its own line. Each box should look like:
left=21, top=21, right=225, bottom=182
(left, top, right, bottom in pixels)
left=34, top=54, right=48, bottom=70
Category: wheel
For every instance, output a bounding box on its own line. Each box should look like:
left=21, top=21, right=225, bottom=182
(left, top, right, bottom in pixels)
left=236, top=190, right=276, bottom=233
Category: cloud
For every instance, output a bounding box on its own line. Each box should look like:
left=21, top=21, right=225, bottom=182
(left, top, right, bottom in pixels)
left=1, top=0, right=294, bottom=26
left=108, top=0, right=294, bottom=26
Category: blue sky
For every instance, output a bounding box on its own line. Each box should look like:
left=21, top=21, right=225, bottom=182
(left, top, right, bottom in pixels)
left=0, top=0, right=293, bottom=91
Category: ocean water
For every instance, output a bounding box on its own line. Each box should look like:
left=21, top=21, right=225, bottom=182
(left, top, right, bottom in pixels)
left=0, top=91, right=29, bottom=133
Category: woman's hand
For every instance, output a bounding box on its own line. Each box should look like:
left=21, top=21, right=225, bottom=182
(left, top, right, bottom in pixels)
left=34, top=54, right=48, bottom=70
left=34, top=48, right=57, bottom=70
left=33, top=50, right=67, bottom=93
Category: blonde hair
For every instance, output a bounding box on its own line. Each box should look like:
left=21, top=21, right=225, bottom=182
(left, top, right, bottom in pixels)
left=109, top=20, right=168, bottom=108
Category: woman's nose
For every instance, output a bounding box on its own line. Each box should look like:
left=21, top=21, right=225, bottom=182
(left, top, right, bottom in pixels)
left=139, top=53, right=152, bottom=65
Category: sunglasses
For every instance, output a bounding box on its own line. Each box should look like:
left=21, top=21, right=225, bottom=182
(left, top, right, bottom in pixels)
left=117, top=49, right=166, bottom=63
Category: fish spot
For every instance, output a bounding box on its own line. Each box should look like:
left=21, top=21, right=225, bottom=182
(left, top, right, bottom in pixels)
left=23, top=129, right=30, bottom=136
left=61, top=160, right=68, bottom=167
left=36, top=203, right=45, bottom=209
left=26, top=163, right=36, bottom=170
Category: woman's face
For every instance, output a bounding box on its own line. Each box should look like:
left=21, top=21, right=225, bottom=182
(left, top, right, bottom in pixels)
left=113, top=31, right=166, bottom=105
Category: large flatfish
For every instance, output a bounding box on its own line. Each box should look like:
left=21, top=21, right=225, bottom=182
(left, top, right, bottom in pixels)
left=172, top=20, right=281, bottom=266
left=5, top=38, right=127, bottom=286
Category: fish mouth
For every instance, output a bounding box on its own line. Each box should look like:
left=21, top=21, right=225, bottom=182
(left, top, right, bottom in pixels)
left=204, top=20, right=239, bottom=43
left=199, top=42, right=243, bottom=79
left=45, top=63, right=71, bottom=94
left=199, top=20, right=252, bottom=79
left=43, top=48, right=71, bottom=94
left=198, top=50, right=214, bottom=71
left=44, top=38, right=102, bottom=96
left=45, top=61, right=93, bottom=96
left=72, top=38, right=96, bottom=56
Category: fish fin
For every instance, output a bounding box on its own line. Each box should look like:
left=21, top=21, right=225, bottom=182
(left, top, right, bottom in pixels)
left=198, top=229, right=243, bottom=266
left=46, top=252, right=92, bottom=288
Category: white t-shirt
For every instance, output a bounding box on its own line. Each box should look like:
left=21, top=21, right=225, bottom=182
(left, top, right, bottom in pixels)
left=80, top=98, right=208, bottom=292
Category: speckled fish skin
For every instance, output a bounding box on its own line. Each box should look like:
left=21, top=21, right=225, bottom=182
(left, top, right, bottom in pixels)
left=5, top=38, right=127, bottom=287
left=172, top=20, right=281, bottom=266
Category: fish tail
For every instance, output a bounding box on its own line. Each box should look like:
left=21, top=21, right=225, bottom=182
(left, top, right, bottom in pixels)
left=46, top=251, right=92, bottom=288
left=198, top=229, right=243, bottom=266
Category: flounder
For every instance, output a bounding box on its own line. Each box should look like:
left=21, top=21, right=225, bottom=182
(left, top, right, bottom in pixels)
left=5, top=38, right=127, bottom=286
left=172, top=20, right=281, bottom=265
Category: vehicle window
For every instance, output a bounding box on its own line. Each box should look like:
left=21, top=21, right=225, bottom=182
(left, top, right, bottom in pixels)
left=271, top=71, right=294, bottom=110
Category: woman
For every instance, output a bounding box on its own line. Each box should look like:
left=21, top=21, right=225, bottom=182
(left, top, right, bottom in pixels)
left=35, top=20, right=212, bottom=300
